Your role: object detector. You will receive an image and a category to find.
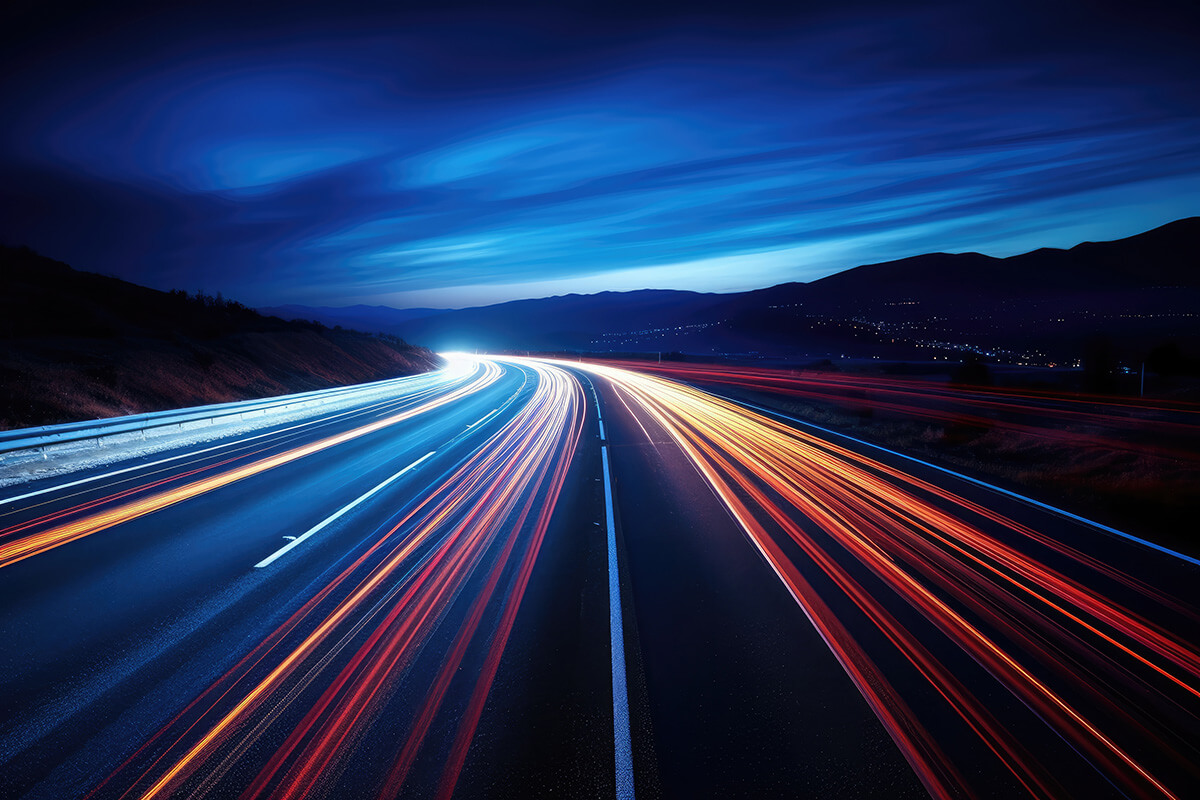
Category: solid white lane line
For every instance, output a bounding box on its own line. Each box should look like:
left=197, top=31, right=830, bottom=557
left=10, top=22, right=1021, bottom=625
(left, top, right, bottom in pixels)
left=254, top=451, right=435, bottom=568
left=592, top=381, right=607, bottom=440
left=602, top=445, right=636, bottom=800
left=466, top=407, right=500, bottom=428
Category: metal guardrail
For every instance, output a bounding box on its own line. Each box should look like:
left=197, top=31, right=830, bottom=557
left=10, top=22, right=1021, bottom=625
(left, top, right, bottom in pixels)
left=0, top=372, right=436, bottom=457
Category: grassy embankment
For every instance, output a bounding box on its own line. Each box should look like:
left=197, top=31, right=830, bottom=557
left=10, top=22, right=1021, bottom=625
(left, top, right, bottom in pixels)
left=0, top=246, right=441, bottom=430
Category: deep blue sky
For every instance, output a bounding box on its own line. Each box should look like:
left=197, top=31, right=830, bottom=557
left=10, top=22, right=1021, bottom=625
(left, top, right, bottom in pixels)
left=2, top=0, right=1198, bottom=308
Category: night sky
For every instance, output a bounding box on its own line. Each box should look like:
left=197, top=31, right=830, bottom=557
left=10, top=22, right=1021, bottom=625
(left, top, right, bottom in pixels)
left=2, top=0, right=1198, bottom=309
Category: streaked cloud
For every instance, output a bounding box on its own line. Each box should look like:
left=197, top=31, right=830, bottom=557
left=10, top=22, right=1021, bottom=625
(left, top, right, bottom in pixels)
left=3, top=1, right=1197, bottom=307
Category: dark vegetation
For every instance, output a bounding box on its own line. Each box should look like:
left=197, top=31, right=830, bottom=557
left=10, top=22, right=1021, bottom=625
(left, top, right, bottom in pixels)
left=0, top=246, right=440, bottom=429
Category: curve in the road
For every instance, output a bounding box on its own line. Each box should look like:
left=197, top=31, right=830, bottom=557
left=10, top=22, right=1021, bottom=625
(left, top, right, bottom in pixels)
left=572, top=360, right=1200, bottom=800
left=3, top=356, right=1198, bottom=800
left=0, top=361, right=501, bottom=569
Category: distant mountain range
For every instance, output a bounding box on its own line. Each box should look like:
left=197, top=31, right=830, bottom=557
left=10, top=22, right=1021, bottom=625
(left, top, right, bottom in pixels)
left=264, top=217, right=1200, bottom=364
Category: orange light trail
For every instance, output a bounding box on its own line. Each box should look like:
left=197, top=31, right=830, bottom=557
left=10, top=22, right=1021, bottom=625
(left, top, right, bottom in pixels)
left=572, top=360, right=1200, bottom=800
left=85, top=358, right=585, bottom=800
left=0, top=361, right=501, bottom=569
left=595, top=358, right=1200, bottom=463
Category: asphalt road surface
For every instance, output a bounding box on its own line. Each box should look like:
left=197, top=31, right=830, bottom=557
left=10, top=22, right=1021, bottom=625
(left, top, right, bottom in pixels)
left=1, top=356, right=1197, bottom=799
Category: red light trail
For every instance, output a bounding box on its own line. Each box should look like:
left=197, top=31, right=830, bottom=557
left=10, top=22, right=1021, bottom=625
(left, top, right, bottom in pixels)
left=597, top=359, right=1200, bottom=463
left=575, top=361, right=1200, bottom=800
left=4, top=357, right=1197, bottom=798
left=74, top=359, right=584, bottom=799
left=0, top=362, right=501, bottom=569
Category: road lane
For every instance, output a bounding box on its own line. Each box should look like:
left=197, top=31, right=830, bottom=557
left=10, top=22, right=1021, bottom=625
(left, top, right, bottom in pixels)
left=592, top=359, right=1200, bottom=465
left=580, top=363, right=927, bottom=799
left=3, top=355, right=1198, bottom=800
left=0, top=361, right=514, bottom=711
left=0, top=360, right=505, bottom=569
left=575, top=361, right=1200, bottom=800
left=0, top=358, right=612, bottom=799
left=253, top=450, right=437, bottom=568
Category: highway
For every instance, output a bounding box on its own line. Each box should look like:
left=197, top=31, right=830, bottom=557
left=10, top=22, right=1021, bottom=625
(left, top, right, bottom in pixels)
left=1, top=356, right=1198, bottom=799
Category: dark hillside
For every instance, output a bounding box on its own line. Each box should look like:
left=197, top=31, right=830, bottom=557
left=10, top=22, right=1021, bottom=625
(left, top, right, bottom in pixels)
left=704, top=217, right=1200, bottom=362
left=388, top=289, right=727, bottom=352
left=281, top=217, right=1199, bottom=365
left=0, top=246, right=441, bottom=429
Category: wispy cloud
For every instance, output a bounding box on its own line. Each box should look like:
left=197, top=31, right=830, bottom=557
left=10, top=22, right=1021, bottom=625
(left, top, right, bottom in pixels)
left=3, top=2, right=1198, bottom=306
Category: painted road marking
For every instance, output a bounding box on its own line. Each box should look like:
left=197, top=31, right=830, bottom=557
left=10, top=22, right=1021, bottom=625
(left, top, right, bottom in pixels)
left=466, top=407, right=500, bottom=428
left=601, top=441, right=635, bottom=799
left=254, top=451, right=435, bottom=568
left=583, top=369, right=636, bottom=798
left=591, top=383, right=607, bottom=441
